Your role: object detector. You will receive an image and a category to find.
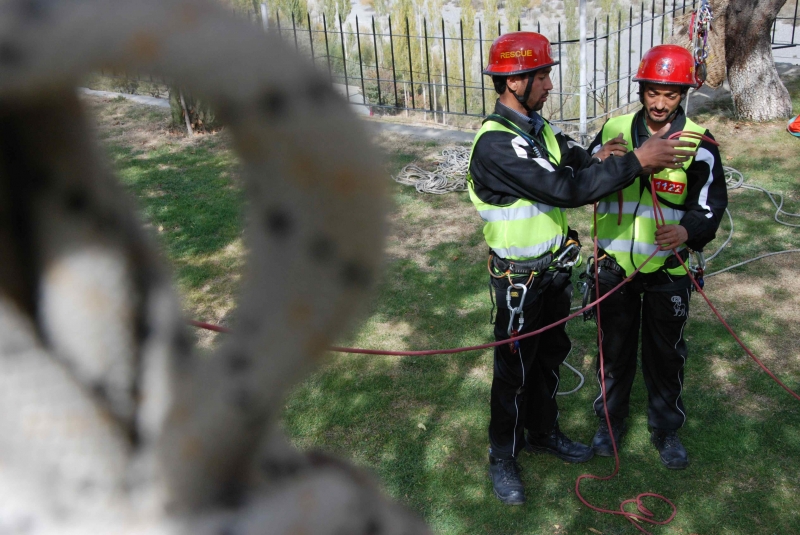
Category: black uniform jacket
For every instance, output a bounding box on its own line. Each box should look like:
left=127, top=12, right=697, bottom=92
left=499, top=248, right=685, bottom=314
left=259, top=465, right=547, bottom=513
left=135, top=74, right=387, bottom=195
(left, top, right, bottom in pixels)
left=587, top=107, right=728, bottom=251
left=469, top=101, right=644, bottom=209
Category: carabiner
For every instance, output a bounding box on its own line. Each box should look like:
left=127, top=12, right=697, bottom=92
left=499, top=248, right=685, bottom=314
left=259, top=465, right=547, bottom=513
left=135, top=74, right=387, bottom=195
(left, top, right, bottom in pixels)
left=584, top=254, right=595, bottom=277
left=506, top=280, right=528, bottom=337
left=555, top=243, right=579, bottom=267
left=692, top=251, right=706, bottom=272
left=691, top=251, right=706, bottom=289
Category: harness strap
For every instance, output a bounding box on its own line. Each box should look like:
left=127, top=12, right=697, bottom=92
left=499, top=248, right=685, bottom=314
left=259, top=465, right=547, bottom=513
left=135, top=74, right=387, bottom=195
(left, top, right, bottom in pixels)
left=483, top=113, right=552, bottom=161
left=490, top=250, right=555, bottom=276
left=510, top=75, right=536, bottom=112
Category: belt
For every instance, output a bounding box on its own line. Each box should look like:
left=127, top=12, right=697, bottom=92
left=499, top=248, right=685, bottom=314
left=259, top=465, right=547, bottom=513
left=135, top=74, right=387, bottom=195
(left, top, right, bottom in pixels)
left=491, top=251, right=554, bottom=276
left=596, top=255, right=625, bottom=277
left=595, top=248, right=689, bottom=277
left=662, top=248, right=690, bottom=270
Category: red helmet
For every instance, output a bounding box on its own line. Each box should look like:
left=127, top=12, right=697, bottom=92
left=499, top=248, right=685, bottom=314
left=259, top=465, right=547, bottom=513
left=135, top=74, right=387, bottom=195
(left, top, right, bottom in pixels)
left=633, top=44, right=698, bottom=88
left=483, top=32, right=559, bottom=76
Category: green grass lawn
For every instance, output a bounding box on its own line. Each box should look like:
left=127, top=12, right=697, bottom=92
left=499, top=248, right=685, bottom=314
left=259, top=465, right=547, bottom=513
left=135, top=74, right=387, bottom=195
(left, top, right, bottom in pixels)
left=90, top=75, right=800, bottom=534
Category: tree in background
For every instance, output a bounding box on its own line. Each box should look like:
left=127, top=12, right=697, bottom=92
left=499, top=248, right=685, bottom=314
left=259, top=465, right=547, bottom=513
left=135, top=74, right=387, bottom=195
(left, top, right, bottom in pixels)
left=505, top=0, right=528, bottom=31
left=724, top=0, right=792, bottom=120
left=373, top=0, right=391, bottom=17
left=321, top=0, right=351, bottom=27
left=544, top=0, right=580, bottom=126
left=461, top=0, right=483, bottom=115
left=595, top=0, right=620, bottom=113
left=267, top=0, right=310, bottom=27
left=168, top=0, right=264, bottom=132
left=482, top=0, right=500, bottom=112
left=169, top=90, right=218, bottom=133
left=219, top=0, right=261, bottom=19
left=388, top=0, right=418, bottom=113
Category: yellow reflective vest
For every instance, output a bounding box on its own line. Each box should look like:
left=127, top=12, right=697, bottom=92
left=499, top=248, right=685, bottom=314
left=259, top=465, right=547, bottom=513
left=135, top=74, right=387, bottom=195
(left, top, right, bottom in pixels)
left=467, top=117, right=568, bottom=261
left=594, top=113, right=705, bottom=275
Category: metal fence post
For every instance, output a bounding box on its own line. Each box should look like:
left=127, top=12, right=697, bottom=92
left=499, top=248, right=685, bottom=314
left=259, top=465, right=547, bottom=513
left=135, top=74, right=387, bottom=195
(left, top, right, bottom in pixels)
left=460, top=19, right=467, bottom=115
left=339, top=14, right=349, bottom=101
left=252, top=7, right=797, bottom=124
left=424, top=19, right=432, bottom=112
left=323, top=13, right=332, bottom=79
left=442, top=18, right=450, bottom=114
left=388, top=15, right=399, bottom=107
left=479, top=21, right=485, bottom=116
left=307, top=13, right=315, bottom=66
left=372, top=17, right=382, bottom=106
left=406, top=17, right=415, bottom=109
left=579, top=0, right=588, bottom=143
left=356, top=16, right=365, bottom=104
left=557, top=22, right=563, bottom=121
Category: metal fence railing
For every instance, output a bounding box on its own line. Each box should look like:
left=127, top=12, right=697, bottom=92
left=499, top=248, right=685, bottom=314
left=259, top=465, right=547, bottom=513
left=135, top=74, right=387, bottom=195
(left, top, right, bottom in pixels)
left=263, top=0, right=799, bottom=140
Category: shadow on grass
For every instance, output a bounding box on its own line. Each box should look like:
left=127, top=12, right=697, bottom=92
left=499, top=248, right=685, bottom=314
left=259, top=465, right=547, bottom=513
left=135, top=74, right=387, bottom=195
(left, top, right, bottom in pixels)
left=106, top=141, right=243, bottom=292
left=284, top=216, right=800, bottom=534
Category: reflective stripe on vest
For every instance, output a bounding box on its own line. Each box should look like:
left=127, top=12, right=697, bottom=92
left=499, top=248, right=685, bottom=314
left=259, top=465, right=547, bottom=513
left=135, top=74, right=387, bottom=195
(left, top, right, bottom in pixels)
left=594, top=113, right=704, bottom=275
left=467, top=118, right=567, bottom=261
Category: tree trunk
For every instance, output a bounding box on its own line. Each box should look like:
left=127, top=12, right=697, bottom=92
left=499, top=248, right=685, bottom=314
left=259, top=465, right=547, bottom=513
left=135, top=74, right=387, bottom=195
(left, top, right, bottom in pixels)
left=725, top=0, right=792, bottom=121
left=169, top=88, right=218, bottom=133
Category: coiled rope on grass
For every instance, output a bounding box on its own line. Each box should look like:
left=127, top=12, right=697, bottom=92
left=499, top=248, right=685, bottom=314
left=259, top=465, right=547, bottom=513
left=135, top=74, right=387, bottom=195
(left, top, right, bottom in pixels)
left=704, top=166, right=800, bottom=277
left=393, top=146, right=470, bottom=194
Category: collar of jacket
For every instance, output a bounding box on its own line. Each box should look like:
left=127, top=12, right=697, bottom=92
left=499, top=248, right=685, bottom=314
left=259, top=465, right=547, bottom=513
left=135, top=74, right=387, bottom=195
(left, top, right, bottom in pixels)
left=493, top=100, right=544, bottom=137
left=633, top=105, right=688, bottom=147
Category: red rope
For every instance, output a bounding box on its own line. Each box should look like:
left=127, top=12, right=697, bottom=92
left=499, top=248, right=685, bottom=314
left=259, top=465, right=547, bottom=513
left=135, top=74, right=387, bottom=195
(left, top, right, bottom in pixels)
left=574, top=204, right=677, bottom=535
left=191, top=256, right=658, bottom=357
left=189, top=320, right=231, bottom=333
left=676, top=257, right=800, bottom=403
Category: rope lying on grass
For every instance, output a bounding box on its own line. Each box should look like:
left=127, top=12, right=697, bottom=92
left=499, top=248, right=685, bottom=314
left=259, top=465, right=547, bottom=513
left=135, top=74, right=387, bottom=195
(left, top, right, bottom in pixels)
left=393, top=146, right=470, bottom=194
left=703, top=166, right=800, bottom=277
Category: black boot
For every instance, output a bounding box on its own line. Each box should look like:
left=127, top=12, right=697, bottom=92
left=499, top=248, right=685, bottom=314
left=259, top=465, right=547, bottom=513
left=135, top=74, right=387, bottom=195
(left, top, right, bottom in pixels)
left=525, top=426, right=594, bottom=463
left=488, top=454, right=525, bottom=505
left=591, top=417, right=627, bottom=457
left=650, top=429, right=689, bottom=470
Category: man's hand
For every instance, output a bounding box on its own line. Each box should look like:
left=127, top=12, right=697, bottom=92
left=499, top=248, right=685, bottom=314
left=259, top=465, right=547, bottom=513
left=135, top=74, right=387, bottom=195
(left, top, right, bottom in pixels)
left=595, top=133, right=628, bottom=160
left=655, top=224, right=688, bottom=250
left=633, top=123, right=697, bottom=171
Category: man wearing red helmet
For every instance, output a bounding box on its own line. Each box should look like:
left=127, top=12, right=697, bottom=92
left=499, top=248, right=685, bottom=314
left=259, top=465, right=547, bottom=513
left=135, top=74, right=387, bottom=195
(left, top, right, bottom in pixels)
left=585, top=44, right=728, bottom=470
left=468, top=33, right=696, bottom=505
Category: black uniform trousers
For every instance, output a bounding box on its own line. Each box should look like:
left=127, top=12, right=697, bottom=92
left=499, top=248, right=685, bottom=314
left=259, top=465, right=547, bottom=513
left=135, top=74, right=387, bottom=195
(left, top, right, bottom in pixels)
left=489, top=270, right=573, bottom=460
left=592, top=270, right=692, bottom=431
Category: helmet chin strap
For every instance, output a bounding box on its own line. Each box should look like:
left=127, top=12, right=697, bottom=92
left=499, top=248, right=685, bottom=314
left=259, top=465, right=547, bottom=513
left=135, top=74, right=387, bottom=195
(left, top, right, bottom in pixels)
left=509, top=74, right=535, bottom=113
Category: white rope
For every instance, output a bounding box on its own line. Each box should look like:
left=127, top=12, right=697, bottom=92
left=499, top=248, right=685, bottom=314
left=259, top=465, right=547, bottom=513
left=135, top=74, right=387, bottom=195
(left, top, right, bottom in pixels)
left=557, top=360, right=586, bottom=396
left=705, top=166, right=800, bottom=277
left=393, top=146, right=470, bottom=194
